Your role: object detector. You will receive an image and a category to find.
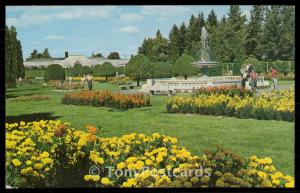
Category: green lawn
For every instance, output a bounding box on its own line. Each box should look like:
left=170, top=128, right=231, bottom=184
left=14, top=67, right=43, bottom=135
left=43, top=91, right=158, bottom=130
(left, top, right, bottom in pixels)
left=5, top=81, right=294, bottom=176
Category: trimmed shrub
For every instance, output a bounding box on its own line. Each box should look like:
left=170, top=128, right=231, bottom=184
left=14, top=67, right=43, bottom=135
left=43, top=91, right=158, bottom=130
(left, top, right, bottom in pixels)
left=44, top=64, right=65, bottom=82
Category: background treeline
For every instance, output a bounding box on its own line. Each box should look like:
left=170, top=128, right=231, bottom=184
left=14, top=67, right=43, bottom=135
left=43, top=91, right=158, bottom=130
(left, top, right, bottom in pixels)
left=137, top=5, right=295, bottom=75
left=5, top=26, right=25, bottom=87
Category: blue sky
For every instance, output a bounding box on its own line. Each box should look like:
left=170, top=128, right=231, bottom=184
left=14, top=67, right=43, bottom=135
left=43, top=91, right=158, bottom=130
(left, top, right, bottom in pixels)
left=6, top=5, right=252, bottom=59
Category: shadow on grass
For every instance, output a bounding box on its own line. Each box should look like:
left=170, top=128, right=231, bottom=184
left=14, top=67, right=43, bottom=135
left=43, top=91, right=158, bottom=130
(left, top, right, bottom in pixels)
left=6, top=112, right=61, bottom=123
left=6, top=92, right=45, bottom=99
left=6, top=87, right=41, bottom=93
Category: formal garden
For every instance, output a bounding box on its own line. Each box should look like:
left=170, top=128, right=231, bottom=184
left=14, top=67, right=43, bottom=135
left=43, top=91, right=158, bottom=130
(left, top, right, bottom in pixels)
left=5, top=5, right=295, bottom=189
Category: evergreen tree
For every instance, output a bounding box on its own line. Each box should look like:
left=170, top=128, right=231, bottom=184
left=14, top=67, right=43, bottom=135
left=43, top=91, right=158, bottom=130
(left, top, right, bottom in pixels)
left=16, top=40, right=25, bottom=78
left=5, top=25, right=13, bottom=87
left=207, top=10, right=218, bottom=30
left=5, top=26, right=25, bottom=87
left=245, top=5, right=264, bottom=59
left=279, top=6, right=295, bottom=61
left=42, top=48, right=51, bottom=58
left=152, top=30, right=169, bottom=62
left=178, top=22, right=187, bottom=56
left=261, top=6, right=283, bottom=61
left=9, top=26, right=19, bottom=86
left=168, top=24, right=180, bottom=63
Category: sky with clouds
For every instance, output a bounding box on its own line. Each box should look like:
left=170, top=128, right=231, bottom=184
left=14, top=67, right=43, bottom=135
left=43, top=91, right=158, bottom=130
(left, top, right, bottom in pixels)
left=6, top=5, right=252, bottom=59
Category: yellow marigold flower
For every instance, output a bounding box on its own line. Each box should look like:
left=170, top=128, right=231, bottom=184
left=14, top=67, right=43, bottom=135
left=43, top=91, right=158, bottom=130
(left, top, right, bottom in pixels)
left=285, top=180, right=294, bottom=188
left=274, top=172, right=283, bottom=178
left=156, top=156, right=163, bottom=164
left=34, top=163, right=43, bottom=170
left=171, top=137, right=178, bottom=144
left=126, top=157, right=137, bottom=163
left=141, top=170, right=151, bottom=179
left=21, top=167, right=33, bottom=175
left=45, top=167, right=50, bottom=172
left=272, top=179, right=280, bottom=186
left=183, top=181, right=192, bottom=187
left=20, top=121, right=26, bottom=126
left=12, top=159, right=22, bottom=167
left=190, top=177, right=199, bottom=184
left=25, top=160, right=32, bottom=166
left=135, top=160, right=144, bottom=170
left=84, top=175, right=100, bottom=182
left=260, top=179, right=272, bottom=187
left=166, top=165, right=172, bottom=170
left=249, top=161, right=258, bottom=168
left=41, top=158, right=53, bottom=165
left=39, top=151, right=50, bottom=158
left=163, top=137, right=169, bottom=143
left=117, top=162, right=125, bottom=170
left=101, top=177, right=111, bottom=185
left=200, top=176, right=210, bottom=184
left=145, top=159, right=153, bottom=166
left=257, top=171, right=268, bottom=180
left=283, top=175, right=293, bottom=182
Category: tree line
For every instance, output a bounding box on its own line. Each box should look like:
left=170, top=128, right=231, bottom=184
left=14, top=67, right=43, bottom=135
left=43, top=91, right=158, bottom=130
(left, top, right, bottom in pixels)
left=5, top=26, right=25, bottom=87
left=138, top=5, right=295, bottom=74
left=27, top=49, right=121, bottom=60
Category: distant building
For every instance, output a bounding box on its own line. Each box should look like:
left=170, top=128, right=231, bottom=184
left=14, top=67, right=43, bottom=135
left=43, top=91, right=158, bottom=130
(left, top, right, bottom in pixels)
left=24, top=54, right=129, bottom=68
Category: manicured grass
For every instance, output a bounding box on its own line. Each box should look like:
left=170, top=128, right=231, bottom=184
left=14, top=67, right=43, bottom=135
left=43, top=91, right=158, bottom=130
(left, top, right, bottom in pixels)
left=5, top=82, right=294, bottom=176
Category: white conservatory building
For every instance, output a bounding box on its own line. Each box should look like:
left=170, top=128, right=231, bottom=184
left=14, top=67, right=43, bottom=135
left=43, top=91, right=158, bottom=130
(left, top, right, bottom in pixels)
left=24, top=54, right=129, bottom=69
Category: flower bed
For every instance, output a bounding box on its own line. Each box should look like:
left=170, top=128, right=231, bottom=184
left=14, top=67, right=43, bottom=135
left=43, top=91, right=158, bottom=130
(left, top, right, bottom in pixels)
left=11, top=95, right=50, bottom=102
left=61, top=90, right=150, bottom=109
left=166, top=90, right=294, bottom=122
left=262, top=73, right=294, bottom=81
left=194, top=85, right=253, bottom=98
left=5, top=120, right=294, bottom=188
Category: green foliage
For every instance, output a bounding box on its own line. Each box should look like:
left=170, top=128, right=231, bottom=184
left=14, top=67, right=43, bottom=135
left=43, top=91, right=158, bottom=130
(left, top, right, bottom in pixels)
left=91, top=52, right=103, bottom=58
left=262, top=6, right=295, bottom=61
left=150, top=62, right=172, bottom=78
left=27, top=48, right=52, bottom=60
left=5, top=26, right=25, bottom=87
left=172, top=53, right=195, bottom=79
left=93, top=62, right=115, bottom=80
left=107, top=52, right=120, bottom=59
left=125, top=54, right=151, bottom=86
left=42, top=48, right=52, bottom=58
left=44, top=64, right=65, bottom=82
left=71, top=62, right=84, bottom=76
left=83, top=66, right=93, bottom=75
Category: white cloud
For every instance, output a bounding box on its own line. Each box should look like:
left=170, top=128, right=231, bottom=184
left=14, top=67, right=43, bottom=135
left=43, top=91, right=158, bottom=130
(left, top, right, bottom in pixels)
left=120, top=26, right=139, bottom=33
left=119, top=13, right=143, bottom=23
left=140, top=6, right=192, bottom=18
left=44, top=35, right=65, bottom=40
left=6, top=6, right=117, bottom=27
left=31, top=41, right=40, bottom=45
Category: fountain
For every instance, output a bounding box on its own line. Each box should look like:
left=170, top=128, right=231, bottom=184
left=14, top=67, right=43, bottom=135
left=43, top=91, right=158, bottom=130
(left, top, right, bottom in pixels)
left=191, top=26, right=218, bottom=75
left=140, top=27, right=270, bottom=95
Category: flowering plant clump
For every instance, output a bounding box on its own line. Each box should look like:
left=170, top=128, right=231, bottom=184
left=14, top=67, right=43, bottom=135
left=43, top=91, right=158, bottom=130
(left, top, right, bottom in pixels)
left=194, top=85, right=253, bottom=98
left=166, top=89, right=294, bottom=122
left=61, top=90, right=150, bottom=109
left=6, top=120, right=294, bottom=188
